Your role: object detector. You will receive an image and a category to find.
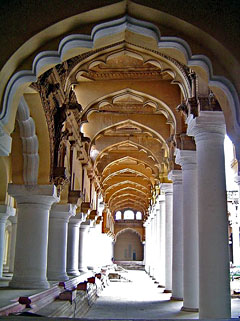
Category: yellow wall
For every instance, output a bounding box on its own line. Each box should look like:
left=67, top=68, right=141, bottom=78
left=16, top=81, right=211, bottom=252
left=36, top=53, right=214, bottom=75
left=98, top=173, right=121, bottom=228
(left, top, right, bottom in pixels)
left=114, top=230, right=143, bottom=261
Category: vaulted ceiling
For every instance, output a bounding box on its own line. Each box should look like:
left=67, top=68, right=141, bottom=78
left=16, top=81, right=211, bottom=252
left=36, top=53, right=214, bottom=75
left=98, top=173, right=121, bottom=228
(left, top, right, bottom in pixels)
left=27, top=16, right=222, bottom=221
left=69, top=44, right=188, bottom=217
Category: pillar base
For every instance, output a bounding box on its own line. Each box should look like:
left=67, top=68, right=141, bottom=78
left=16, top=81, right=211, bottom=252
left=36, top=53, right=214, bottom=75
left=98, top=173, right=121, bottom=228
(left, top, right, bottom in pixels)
left=171, top=296, right=183, bottom=301
left=9, top=277, right=50, bottom=289
left=181, top=306, right=199, bottom=312
left=67, top=270, right=80, bottom=277
left=164, top=289, right=172, bottom=293
left=79, top=267, right=89, bottom=273
left=47, top=272, right=69, bottom=281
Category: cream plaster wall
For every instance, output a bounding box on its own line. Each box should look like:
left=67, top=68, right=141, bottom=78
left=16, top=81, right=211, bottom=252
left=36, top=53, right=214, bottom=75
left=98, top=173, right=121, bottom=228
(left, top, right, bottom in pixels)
left=114, top=230, right=143, bottom=261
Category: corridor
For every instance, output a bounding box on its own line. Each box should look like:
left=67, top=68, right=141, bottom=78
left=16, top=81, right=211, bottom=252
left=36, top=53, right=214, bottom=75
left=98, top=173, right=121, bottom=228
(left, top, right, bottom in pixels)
left=84, top=269, right=240, bottom=320
left=84, top=269, right=196, bottom=319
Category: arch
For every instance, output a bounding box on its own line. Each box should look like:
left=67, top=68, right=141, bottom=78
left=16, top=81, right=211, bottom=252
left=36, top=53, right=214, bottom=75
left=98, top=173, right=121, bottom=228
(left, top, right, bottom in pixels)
left=115, top=227, right=142, bottom=241
left=80, top=88, right=177, bottom=130
left=0, top=14, right=239, bottom=154
left=84, top=118, right=172, bottom=147
left=114, top=227, right=144, bottom=261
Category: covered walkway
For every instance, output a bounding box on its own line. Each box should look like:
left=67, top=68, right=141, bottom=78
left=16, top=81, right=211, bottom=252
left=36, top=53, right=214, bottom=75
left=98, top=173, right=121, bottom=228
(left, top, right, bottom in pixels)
left=84, top=269, right=240, bottom=319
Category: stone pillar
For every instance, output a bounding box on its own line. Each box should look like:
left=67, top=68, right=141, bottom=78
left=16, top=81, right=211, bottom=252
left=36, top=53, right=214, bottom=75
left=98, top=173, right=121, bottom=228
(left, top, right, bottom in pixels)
left=67, top=213, right=86, bottom=276
left=176, top=150, right=198, bottom=311
left=168, top=170, right=183, bottom=301
left=187, top=111, right=231, bottom=318
left=8, top=184, right=58, bottom=289
left=87, top=223, right=97, bottom=270
left=158, top=195, right=165, bottom=287
left=143, top=241, right=146, bottom=265
left=47, top=204, right=75, bottom=281
left=79, top=220, right=92, bottom=272
left=8, top=215, right=17, bottom=273
left=161, top=183, right=173, bottom=293
left=155, top=207, right=161, bottom=282
left=0, top=205, right=15, bottom=277
left=149, top=216, right=154, bottom=276
left=144, top=220, right=150, bottom=273
left=153, top=208, right=159, bottom=280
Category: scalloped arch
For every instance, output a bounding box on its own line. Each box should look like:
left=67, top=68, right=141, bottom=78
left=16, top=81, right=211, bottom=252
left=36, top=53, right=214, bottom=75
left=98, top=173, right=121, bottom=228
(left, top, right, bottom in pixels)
left=0, top=14, right=239, bottom=151
left=115, top=227, right=143, bottom=242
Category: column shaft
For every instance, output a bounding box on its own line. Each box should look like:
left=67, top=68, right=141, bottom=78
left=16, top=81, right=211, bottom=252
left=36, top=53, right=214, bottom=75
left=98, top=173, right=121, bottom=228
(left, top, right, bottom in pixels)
left=8, top=184, right=58, bottom=289
left=0, top=206, right=15, bottom=277
left=176, top=150, right=199, bottom=311
left=161, top=183, right=173, bottom=293
left=169, top=170, right=183, bottom=301
left=158, top=196, right=166, bottom=287
left=79, top=220, right=92, bottom=272
left=47, top=204, right=75, bottom=281
left=8, top=215, right=17, bottom=273
left=188, top=111, right=231, bottom=318
left=67, top=213, right=86, bottom=276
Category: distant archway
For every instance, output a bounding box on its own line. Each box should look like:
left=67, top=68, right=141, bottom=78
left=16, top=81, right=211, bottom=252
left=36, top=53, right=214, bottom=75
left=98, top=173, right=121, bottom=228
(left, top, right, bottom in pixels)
left=114, top=228, right=143, bottom=261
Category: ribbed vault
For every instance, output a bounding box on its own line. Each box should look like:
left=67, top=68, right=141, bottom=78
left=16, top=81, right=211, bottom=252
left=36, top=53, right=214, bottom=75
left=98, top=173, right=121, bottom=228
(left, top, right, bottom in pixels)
left=24, top=14, right=223, bottom=230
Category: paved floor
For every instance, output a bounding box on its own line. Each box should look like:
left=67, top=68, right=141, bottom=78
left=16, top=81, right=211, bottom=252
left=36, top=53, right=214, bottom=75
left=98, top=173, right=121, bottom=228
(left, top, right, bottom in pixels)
left=84, top=270, right=240, bottom=320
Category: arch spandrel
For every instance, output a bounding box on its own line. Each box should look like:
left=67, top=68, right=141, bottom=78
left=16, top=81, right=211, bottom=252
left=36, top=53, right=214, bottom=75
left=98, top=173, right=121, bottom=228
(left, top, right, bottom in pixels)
left=105, top=180, right=150, bottom=199
left=95, top=150, right=160, bottom=178
left=102, top=173, right=151, bottom=190
left=101, top=158, right=157, bottom=182
left=81, top=112, right=173, bottom=143
left=94, top=136, right=166, bottom=161
left=115, top=227, right=144, bottom=242
left=108, top=187, right=148, bottom=204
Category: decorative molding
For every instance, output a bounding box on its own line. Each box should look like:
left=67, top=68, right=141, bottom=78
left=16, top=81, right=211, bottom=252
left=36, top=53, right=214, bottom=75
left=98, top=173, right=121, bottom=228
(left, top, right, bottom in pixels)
left=0, top=122, right=12, bottom=156
left=17, top=97, right=39, bottom=185
left=0, top=15, right=238, bottom=145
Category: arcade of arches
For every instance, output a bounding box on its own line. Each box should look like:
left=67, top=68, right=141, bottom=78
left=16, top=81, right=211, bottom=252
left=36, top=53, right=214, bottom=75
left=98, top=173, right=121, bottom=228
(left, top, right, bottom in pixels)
left=0, top=1, right=240, bottom=319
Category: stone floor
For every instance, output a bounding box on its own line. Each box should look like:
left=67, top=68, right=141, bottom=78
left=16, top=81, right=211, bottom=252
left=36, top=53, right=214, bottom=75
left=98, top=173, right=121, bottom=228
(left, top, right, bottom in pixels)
left=0, top=269, right=240, bottom=320
left=84, top=270, right=240, bottom=320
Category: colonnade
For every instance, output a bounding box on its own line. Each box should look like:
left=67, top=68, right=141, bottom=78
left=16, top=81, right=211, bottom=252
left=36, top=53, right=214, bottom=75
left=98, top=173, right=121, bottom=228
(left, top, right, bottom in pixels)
left=0, top=185, right=113, bottom=289
left=0, top=111, right=236, bottom=319
left=144, top=112, right=231, bottom=319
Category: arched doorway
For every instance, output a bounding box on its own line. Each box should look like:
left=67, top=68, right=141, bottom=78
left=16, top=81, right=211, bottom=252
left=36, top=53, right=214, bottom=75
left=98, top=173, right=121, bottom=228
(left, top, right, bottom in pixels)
left=114, top=228, right=143, bottom=261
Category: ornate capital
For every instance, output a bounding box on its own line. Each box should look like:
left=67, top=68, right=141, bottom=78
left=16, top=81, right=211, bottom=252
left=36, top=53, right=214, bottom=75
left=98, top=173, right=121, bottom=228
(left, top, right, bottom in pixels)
left=175, top=149, right=197, bottom=171
left=168, top=170, right=182, bottom=185
left=187, top=111, right=226, bottom=144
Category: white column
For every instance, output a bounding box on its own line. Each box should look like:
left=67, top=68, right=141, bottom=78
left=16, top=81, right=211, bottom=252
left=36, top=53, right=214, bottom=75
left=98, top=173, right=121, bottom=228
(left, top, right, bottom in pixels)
left=143, top=241, right=146, bottom=265
left=67, top=213, right=86, bottom=276
left=8, top=184, right=58, bottom=289
left=47, top=204, right=75, bottom=281
left=79, top=220, right=92, bottom=272
left=144, top=220, right=150, bottom=273
left=149, top=216, right=154, bottom=276
left=176, top=150, right=198, bottom=311
left=8, top=214, right=17, bottom=273
left=0, top=205, right=15, bottom=277
left=158, top=195, right=166, bottom=287
left=8, top=215, right=17, bottom=273
left=155, top=207, right=161, bottom=282
left=153, top=208, right=159, bottom=280
left=233, top=177, right=240, bottom=266
left=87, top=223, right=97, bottom=270
left=161, top=183, right=173, bottom=293
left=187, top=111, right=231, bottom=318
left=168, top=170, right=183, bottom=301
